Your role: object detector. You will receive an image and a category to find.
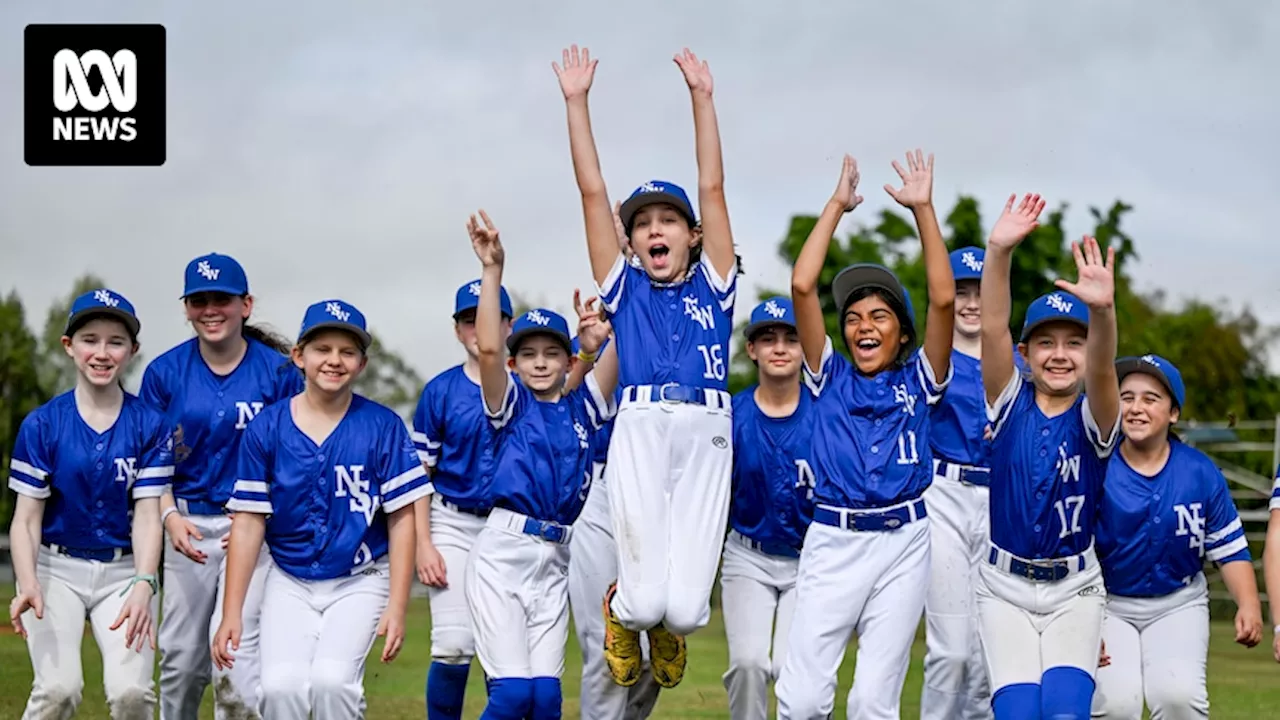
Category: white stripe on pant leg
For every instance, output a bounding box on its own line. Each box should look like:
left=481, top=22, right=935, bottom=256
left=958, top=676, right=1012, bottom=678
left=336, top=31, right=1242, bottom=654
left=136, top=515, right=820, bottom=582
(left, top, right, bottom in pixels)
left=310, top=565, right=391, bottom=719
left=88, top=559, right=159, bottom=719
left=720, top=537, right=786, bottom=720
left=210, top=540, right=272, bottom=719
left=158, top=514, right=227, bottom=720
left=1093, top=610, right=1144, bottom=719
left=20, top=553, right=89, bottom=720
left=259, top=564, right=322, bottom=718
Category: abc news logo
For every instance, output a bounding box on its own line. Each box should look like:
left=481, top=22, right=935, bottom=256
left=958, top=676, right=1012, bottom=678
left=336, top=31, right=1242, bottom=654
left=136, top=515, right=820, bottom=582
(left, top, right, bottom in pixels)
left=24, top=24, right=166, bottom=167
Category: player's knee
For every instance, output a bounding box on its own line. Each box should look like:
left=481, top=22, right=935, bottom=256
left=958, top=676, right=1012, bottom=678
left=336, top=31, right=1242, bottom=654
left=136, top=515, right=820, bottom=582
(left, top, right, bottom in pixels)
left=725, top=654, right=772, bottom=688
left=619, top=587, right=666, bottom=631
left=260, top=666, right=308, bottom=707
left=992, top=683, right=1041, bottom=720
left=775, top=675, right=829, bottom=719
left=1147, top=680, right=1206, bottom=716
left=431, top=627, right=476, bottom=662
left=923, top=644, right=971, bottom=687
left=482, top=678, right=533, bottom=720
left=106, top=685, right=155, bottom=720
left=1040, top=666, right=1094, bottom=719
left=661, top=596, right=709, bottom=637
left=530, top=677, right=563, bottom=719
left=310, top=670, right=360, bottom=709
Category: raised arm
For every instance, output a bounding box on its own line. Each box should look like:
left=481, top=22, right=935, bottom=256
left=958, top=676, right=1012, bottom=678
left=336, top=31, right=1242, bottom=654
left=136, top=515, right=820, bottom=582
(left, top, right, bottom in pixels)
left=980, top=194, right=1045, bottom=404
left=792, top=155, right=862, bottom=372
left=884, top=149, right=953, bottom=379
left=1054, top=237, right=1119, bottom=434
left=468, top=210, right=511, bottom=415
left=554, top=45, right=618, bottom=286
left=673, top=48, right=735, bottom=280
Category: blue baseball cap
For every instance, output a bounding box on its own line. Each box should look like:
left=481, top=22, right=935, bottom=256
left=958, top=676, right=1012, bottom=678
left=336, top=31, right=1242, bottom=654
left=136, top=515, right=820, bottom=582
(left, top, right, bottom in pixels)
left=454, top=280, right=514, bottom=320
left=65, top=288, right=141, bottom=339
left=298, top=299, right=372, bottom=350
left=1116, top=354, right=1186, bottom=410
left=950, top=247, right=985, bottom=283
left=831, top=263, right=917, bottom=342
left=618, top=180, right=697, bottom=232
left=182, top=253, right=249, bottom=298
left=744, top=296, right=797, bottom=339
left=507, top=308, right=571, bottom=354
left=1020, top=291, right=1089, bottom=342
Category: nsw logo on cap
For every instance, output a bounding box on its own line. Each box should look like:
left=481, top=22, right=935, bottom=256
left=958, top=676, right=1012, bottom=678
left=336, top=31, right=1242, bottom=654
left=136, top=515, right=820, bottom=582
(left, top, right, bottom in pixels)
left=763, top=300, right=787, bottom=319
left=196, top=260, right=220, bottom=280
left=961, top=251, right=983, bottom=273
left=525, top=310, right=551, bottom=326
left=1045, top=293, right=1074, bottom=314
left=325, top=302, right=351, bottom=322
left=93, top=289, right=119, bottom=308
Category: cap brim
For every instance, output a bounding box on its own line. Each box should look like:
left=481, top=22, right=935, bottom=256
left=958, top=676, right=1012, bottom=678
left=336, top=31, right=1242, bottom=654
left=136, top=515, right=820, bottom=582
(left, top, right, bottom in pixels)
left=300, top=322, right=372, bottom=350
left=506, top=328, right=571, bottom=354
left=453, top=306, right=513, bottom=320
left=65, top=308, right=140, bottom=339
left=1019, top=316, right=1088, bottom=342
left=180, top=285, right=248, bottom=299
left=743, top=320, right=796, bottom=339
left=619, top=192, right=694, bottom=229
left=1114, top=358, right=1178, bottom=405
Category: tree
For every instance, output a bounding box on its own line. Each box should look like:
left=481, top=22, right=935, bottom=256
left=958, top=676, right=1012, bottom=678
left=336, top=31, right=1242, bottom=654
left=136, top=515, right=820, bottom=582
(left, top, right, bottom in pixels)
left=0, top=292, right=51, bottom=528
left=354, top=331, right=425, bottom=420
left=39, top=273, right=144, bottom=395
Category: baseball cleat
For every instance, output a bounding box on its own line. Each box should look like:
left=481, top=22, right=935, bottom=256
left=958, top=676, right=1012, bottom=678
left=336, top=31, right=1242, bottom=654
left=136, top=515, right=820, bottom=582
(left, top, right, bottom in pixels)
left=646, top=622, right=687, bottom=688
left=602, top=582, right=642, bottom=686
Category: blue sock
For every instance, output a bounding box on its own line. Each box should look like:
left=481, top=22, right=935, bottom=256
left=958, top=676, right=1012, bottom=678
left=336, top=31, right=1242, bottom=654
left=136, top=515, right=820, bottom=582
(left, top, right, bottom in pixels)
left=426, top=661, right=471, bottom=720
left=1041, top=666, right=1095, bottom=719
left=993, top=683, right=1041, bottom=720
left=531, top=677, right=563, bottom=720
left=480, top=677, right=533, bottom=720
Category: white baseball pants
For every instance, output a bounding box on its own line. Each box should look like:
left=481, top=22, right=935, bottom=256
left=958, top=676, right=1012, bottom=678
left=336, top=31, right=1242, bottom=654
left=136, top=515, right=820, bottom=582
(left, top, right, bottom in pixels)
left=466, top=507, right=573, bottom=680
left=776, top=515, right=932, bottom=720
left=920, top=462, right=992, bottom=720
left=568, top=465, right=661, bottom=720
left=17, top=551, right=159, bottom=720
left=258, top=559, right=390, bottom=719
left=719, top=530, right=800, bottom=720
left=605, top=391, right=733, bottom=635
left=976, top=546, right=1106, bottom=694
left=427, top=495, right=487, bottom=664
left=1092, top=574, right=1210, bottom=719
left=159, top=510, right=271, bottom=720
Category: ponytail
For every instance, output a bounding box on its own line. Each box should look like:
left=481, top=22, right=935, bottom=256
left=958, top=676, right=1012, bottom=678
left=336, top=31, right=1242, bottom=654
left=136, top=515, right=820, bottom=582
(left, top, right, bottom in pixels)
left=242, top=322, right=293, bottom=355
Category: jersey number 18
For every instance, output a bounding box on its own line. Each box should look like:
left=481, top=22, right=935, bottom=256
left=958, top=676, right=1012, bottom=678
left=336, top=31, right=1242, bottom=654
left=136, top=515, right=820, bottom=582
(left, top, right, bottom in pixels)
left=697, top=344, right=726, bottom=381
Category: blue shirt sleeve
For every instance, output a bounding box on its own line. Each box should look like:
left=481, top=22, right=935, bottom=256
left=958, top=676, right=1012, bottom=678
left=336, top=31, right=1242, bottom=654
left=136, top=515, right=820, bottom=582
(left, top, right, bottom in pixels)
left=8, top=410, right=53, bottom=500
left=597, top=254, right=634, bottom=315
left=484, top=372, right=524, bottom=430
left=412, top=383, right=443, bottom=469
left=138, top=362, right=170, bottom=412
left=910, top=348, right=953, bottom=405
left=578, top=371, right=619, bottom=430
left=226, top=415, right=274, bottom=515
left=272, top=362, right=305, bottom=403
left=695, top=253, right=738, bottom=314
left=133, top=410, right=176, bottom=500
left=379, top=417, right=432, bottom=514
left=802, top=336, right=845, bottom=399
left=1204, top=463, right=1250, bottom=565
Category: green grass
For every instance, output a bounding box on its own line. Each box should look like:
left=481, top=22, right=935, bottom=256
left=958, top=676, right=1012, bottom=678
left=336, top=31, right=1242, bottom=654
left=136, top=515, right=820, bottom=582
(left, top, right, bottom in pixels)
left=0, top=595, right=1275, bottom=718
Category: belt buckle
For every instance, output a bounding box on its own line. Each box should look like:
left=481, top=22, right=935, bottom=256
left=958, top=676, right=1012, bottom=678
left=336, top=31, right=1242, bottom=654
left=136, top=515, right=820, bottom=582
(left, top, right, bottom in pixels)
left=1024, top=558, right=1065, bottom=583
left=534, top=520, right=563, bottom=543
left=657, top=383, right=682, bottom=404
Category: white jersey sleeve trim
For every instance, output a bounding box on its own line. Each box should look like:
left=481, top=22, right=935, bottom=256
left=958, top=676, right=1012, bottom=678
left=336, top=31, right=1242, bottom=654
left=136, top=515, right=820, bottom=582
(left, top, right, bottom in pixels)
left=131, top=484, right=168, bottom=500
left=1206, top=517, right=1243, bottom=545
left=802, top=336, right=836, bottom=398
left=1081, top=397, right=1121, bottom=458
left=237, top=480, right=269, bottom=495
left=382, top=466, right=432, bottom=514
left=697, top=253, right=738, bottom=312
left=1270, top=476, right=1280, bottom=511
left=225, top=498, right=273, bottom=515
left=484, top=373, right=519, bottom=429
left=136, top=466, right=174, bottom=480
left=598, top=253, right=630, bottom=314
left=915, top=349, right=953, bottom=405
left=1206, top=536, right=1249, bottom=563
left=10, top=459, right=48, bottom=483
left=8, top=477, right=51, bottom=500
left=986, top=371, right=1023, bottom=439
left=582, top=372, right=618, bottom=428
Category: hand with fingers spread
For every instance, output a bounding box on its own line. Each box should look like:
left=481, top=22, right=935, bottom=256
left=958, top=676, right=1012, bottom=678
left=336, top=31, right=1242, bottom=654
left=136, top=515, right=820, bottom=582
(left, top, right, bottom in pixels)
left=467, top=210, right=504, bottom=268
left=988, top=193, right=1046, bottom=251
left=110, top=581, right=156, bottom=654
left=552, top=45, right=598, bottom=101
left=673, top=48, right=714, bottom=97
left=884, top=149, right=935, bottom=209
left=574, top=289, right=612, bottom=356
left=1055, top=236, right=1116, bottom=311
left=9, top=586, right=44, bottom=640
left=829, top=154, right=864, bottom=214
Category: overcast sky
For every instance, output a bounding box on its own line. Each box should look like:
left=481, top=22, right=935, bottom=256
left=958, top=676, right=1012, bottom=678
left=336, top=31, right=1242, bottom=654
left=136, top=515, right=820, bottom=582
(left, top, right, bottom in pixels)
left=3, top=1, right=1277, bottom=384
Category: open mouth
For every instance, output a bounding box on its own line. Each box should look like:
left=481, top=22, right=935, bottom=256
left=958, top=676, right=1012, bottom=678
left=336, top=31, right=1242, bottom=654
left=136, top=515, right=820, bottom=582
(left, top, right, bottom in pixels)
left=200, top=318, right=226, bottom=332
left=958, top=311, right=980, bottom=322
left=88, top=363, right=114, bottom=375
left=648, top=243, right=670, bottom=268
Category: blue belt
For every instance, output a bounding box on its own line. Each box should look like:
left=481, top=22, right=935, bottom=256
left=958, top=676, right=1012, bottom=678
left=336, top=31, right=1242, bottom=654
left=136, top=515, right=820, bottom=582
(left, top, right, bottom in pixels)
left=739, top=534, right=801, bottom=559
left=626, top=383, right=725, bottom=407
left=521, top=517, right=570, bottom=545
left=443, top=499, right=492, bottom=518
left=813, top=498, right=927, bottom=532
left=988, top=546, right=1087, bottom=583
left=176, top=498, right=226, bottom=516
left=43, top=542, right=131, bottom=563
left=938, top=459, right=991, bottom=488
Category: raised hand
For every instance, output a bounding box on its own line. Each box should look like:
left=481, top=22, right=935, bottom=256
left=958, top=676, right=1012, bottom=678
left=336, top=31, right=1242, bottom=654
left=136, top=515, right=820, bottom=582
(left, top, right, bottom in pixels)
left=884, top=149, right=934, bottom=209
left=574, top=289, right=611, bottom=355
left=829, top=154, right=864, bottom=214
left=467, top=210, right=504, bottom=268
left=988, top=193, right=1046, bottom=251
left=673, top=48, right=713, bottom=97
left=1054, top=236, right=1116, bottom=310
left=552, top=45, right=597, bottom=101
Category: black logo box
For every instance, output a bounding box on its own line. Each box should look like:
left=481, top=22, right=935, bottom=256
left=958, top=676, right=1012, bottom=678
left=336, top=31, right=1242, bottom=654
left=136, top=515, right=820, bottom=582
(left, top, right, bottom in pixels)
left=24, top=24, right=166, bottom=167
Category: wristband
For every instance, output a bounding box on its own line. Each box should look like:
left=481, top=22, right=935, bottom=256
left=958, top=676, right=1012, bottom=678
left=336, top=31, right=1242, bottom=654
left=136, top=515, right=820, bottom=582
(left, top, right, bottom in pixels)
left=161, top=506, right=178, bottom=525
left=120, top=573, right=160, bottom=597
left=577, top=349, right=598, bottom=363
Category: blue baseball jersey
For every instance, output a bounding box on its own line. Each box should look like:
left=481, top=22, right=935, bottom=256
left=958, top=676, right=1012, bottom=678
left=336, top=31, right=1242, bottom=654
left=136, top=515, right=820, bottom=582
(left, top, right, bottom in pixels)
left=929, top=349, right=1029, bottom=467
left=804, top=337, right=951, bottom=509
left=597, top=253, right=737, bottom=391
left=987, top=372, right=1120, bottom=560
left=412, top=365, right=497, bottom=509
left=227, top=395, right=432, bottom=580
left=1096, top=440, right=1251, bottom=598
left=485, top=372, right=617, bottom=526
left=8, top=392, right=174, bottom=551
left=730, top=386, right=817, bottom=551
left=140, top=337, right=303, bottom=507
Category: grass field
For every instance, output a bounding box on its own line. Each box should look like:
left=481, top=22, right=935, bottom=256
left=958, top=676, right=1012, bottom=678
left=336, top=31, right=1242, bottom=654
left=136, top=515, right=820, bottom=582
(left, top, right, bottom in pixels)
left=1, top=595, right=1276, bottom=718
